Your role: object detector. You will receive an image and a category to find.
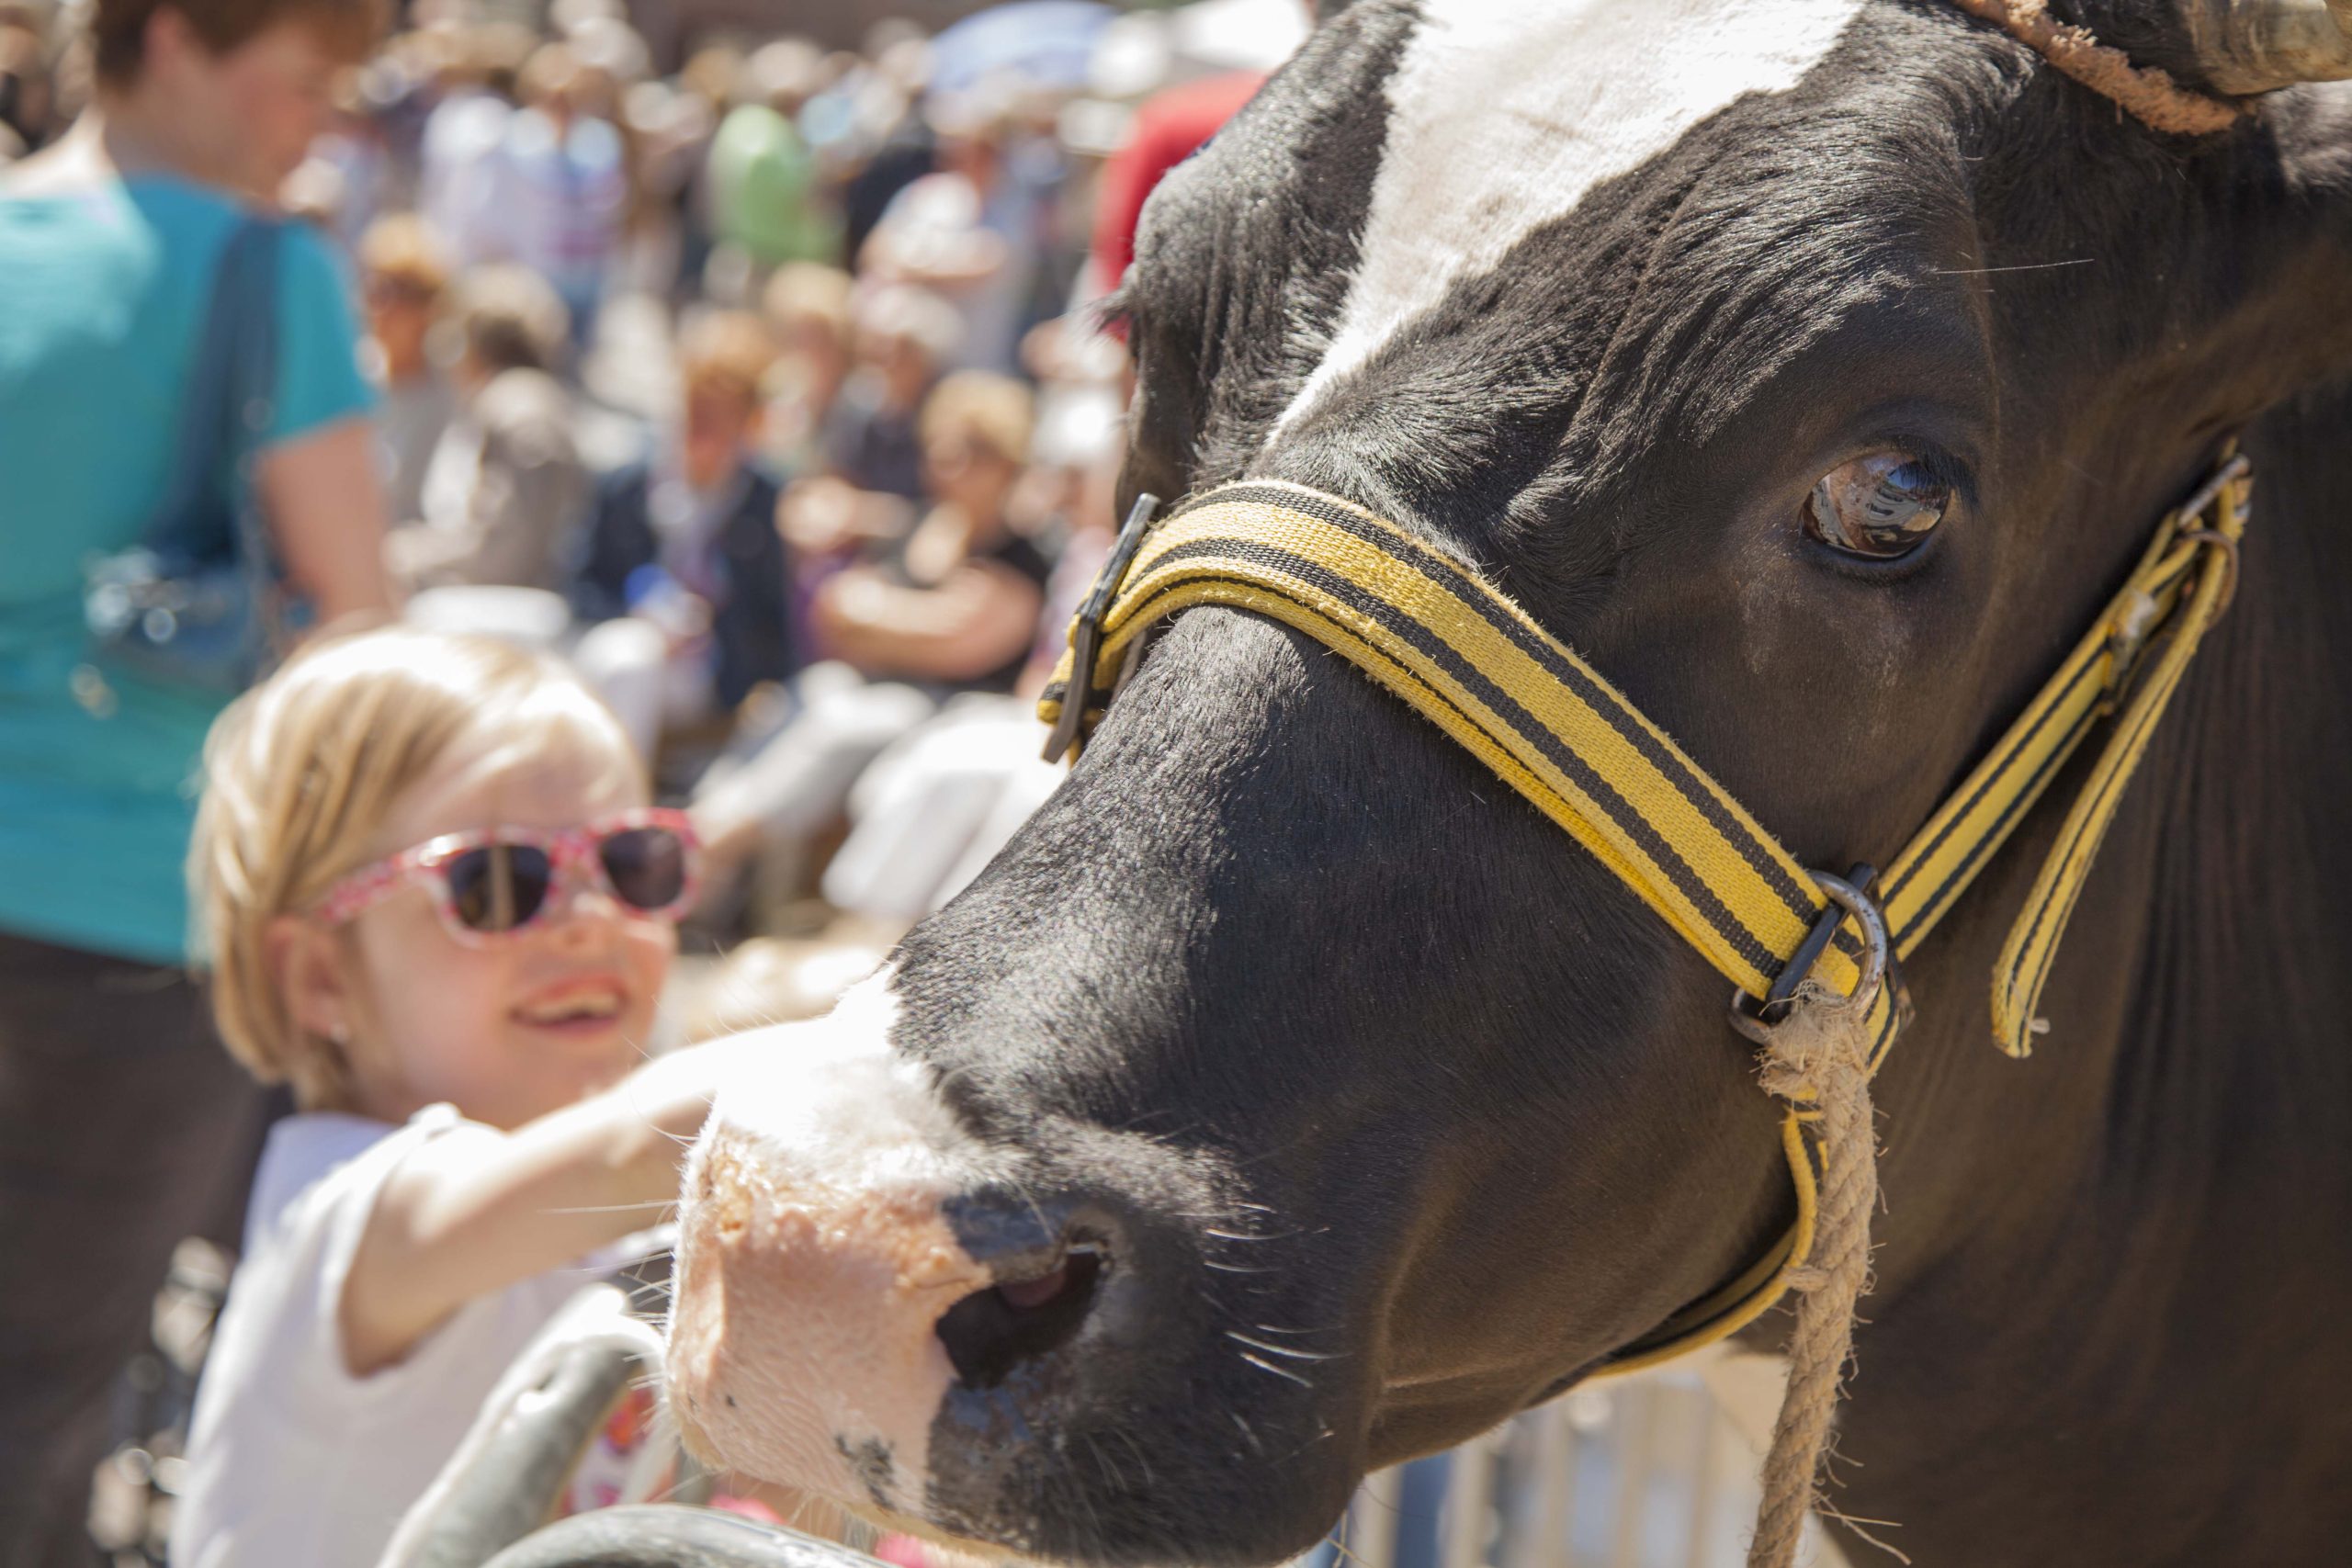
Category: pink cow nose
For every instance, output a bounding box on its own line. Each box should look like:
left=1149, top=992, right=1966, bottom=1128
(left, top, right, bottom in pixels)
left=667, top=1117, right=1118, bottom=1523
left=667, top=1118, right=978, bottom=1514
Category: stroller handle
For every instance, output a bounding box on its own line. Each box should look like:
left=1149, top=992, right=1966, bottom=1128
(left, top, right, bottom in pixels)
left=483, top=1506, right=892, bottom=1568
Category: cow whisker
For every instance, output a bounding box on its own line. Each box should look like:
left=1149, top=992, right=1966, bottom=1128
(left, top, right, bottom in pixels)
left=1057, top=1438, right=1113, bottom=1556
left=1203, top=1225, right=1312, bottom=1244
left=1111, top=1426, right=1156, bottom=1491
left=1284, top=1418, right=1340, bottom=1461
left=1928, top=257, right=2096, bottom=275
left=1234, top=1349, right=1315, bottom=1389
left=1323, top=1524, right=1374, bottom=1568
left=1109, top=1111, right=1204, bottom=1138
left=1225, top=1330, right=1341, bottom=1362
left=1083, top=1428, right=1129, bottom=1495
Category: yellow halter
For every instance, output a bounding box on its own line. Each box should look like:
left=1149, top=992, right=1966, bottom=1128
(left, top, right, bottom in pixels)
left=1039, top=452, right=2249, bottom=1369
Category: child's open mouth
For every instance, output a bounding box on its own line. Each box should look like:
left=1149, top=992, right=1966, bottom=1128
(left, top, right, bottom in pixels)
left=513, top=978, right=628, bottom=1032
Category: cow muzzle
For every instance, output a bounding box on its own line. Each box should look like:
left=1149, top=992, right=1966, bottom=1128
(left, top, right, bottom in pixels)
left=665, top=973, right=1159, bottom=1542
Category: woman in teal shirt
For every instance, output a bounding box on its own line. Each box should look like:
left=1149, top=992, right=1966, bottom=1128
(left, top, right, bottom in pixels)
left=0, top=0, right=390, bottom=1555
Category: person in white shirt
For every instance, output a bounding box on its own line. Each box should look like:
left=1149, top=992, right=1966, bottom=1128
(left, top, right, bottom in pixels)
left=418, top=73, right=515, bottom=271
left=858, top=96, right=1041, bottom=378
left=170, top=626, right=776, bottom=1566
left=499, top=41, right=625, bottom=353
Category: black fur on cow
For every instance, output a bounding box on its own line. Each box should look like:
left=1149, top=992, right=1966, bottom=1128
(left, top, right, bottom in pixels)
left=867, top=3, right=2352, bottom=1562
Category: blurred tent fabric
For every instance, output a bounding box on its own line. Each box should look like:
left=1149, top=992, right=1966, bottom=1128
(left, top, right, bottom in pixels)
left=1088, top=0, right=1312, bottom=99
left=929, top=0, right=1115, bottom=95
left=1161, top=0, right=1312, bottom=73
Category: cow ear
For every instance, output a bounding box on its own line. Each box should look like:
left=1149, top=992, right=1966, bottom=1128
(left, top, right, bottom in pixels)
left=2171, top=0, right=2352, bottom=94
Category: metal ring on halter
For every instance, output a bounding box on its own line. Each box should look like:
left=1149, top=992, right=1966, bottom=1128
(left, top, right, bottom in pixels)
left=1727, top=868, right=1890, bottom=1044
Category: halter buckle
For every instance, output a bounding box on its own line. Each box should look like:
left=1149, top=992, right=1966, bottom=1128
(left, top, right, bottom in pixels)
left=1728, top=864, right=1889, bottom=1043
left=1043, top=492, right=1162, bottom=764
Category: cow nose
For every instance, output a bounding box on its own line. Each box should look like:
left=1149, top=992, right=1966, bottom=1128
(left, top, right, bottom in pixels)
left=666, top=1111, right=997, bottom=1518
left=669, top=1113, right=1148, bottom=1521
left=664, top=989, right=1173, bottom=1536
left=933, top=1186, right=1118, bottom=1390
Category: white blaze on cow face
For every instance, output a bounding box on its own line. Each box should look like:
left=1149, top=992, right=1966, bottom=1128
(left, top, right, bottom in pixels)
left=668, top=967, right=987, bottom=1516
left=1275, top=0, right=1869, bottom=432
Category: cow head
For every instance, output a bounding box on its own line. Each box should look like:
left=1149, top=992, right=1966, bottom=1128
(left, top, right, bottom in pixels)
left=668, top=3, right=2352, bottom=1562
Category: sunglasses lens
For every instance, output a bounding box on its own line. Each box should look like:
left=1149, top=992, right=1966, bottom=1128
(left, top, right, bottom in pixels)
left=599, top=827, right=689, bottom=912
left=446, top=844, right=553, bottom=932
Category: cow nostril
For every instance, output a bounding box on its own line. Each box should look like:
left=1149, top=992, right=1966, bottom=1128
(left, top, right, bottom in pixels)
left=998, top=1258, right=1078, bottom=1311
left=935, top=1247, right=1105, bottom=1389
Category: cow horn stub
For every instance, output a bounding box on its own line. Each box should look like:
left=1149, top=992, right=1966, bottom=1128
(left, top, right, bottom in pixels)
left=2175, top=0, right=2352, bottom=94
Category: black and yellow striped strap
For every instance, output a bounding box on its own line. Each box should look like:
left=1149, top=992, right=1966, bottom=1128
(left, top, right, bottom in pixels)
left=1039, top=457, right=2249, bottom=1360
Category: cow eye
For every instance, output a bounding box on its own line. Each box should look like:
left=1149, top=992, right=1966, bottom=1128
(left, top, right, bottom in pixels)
left=1802, top=452, right=1951, bottom=560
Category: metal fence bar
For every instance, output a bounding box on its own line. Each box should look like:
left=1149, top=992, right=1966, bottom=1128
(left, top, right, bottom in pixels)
left=1519, top=1403, right=1576, bottom=1568
left=1320, top=1365, right=1858, bottom=1568
left=1438, top=1427, right=1499, bottom=1568
left=1349, top=1465, right=1405, bottom=1568
left=1605, top=1384, right=1658, bottom=1568
left=1681, top=1388, right=1726, bottom=1568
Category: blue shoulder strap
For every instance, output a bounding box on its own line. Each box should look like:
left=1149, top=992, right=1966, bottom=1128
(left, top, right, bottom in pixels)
left=147, top=215, right=283, bottom=570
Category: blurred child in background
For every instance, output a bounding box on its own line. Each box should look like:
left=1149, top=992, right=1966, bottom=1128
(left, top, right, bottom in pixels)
left=390, top=264, right=584, bottom=592
left=360, top=212, right=457, bottom=525
left=571, top=310, right=799, bottom=764
left=757, top=261, right=853, bottom=469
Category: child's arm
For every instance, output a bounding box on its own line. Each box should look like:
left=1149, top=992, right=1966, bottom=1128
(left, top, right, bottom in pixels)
left=337, top=1032, right=770, bottom=1377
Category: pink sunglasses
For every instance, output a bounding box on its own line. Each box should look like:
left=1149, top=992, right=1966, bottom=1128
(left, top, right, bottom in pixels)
left=315, top=808, right=701, bottom=946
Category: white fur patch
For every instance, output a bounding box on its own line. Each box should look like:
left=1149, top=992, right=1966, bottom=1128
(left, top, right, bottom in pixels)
left=1275, top=0, right=1868, bottom=431
left=706, top=964, right=974, bottom=1185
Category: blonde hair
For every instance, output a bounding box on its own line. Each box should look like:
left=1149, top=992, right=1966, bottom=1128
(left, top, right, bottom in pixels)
left=920, top=370, right=1034, bottom=468
left=518, top=39, right=586, bottom=110
left=191, top=627, right=639, bottom=1111
left=358, top=212, right=452, bottom=300
left=760, top=263, right=852, bottom=345
left=456, top=264, right=570, bottom=376
left=676, top=309, right=777, bottom=407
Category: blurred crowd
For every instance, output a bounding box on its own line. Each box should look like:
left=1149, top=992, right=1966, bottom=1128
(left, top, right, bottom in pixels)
left=1, top=2, right=1307, bottom=1561
left=1, top=0, right=1292, bottom=941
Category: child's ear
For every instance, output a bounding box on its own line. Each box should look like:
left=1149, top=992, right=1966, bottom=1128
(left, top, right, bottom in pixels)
left=266, top=915, right=356, bottom=1046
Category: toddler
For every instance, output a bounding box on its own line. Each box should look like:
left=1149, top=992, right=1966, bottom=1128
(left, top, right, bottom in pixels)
left=170, top=627, right=758, bottom=1565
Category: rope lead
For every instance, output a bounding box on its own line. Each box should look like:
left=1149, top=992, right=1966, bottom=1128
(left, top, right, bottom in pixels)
left=1747, top=985, right=1881, bottom=1568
